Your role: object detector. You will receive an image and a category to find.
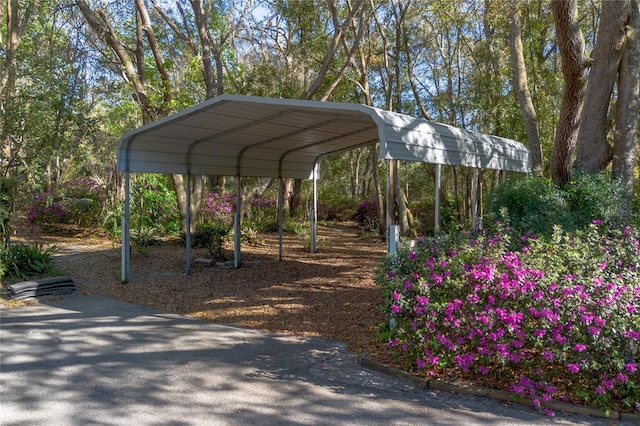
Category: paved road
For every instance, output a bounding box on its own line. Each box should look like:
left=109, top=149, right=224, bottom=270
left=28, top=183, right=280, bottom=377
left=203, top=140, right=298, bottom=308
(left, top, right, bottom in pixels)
left=0, top=295, right=626, bottom=425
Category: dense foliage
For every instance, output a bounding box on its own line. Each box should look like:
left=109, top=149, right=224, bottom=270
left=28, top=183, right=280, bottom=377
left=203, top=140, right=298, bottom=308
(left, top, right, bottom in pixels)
left=24, top=178, right=107, bottom=229
left=488, top=174, right=637, bottom=237
left=354, top=198, right=380, bottom=231
left=377, top=222, right=640, bottom=415
left=377, top=177, right=640, bottom=415
left=0, top=243, right=59, bottom=281
left=0, top=178, right=16, bottom=248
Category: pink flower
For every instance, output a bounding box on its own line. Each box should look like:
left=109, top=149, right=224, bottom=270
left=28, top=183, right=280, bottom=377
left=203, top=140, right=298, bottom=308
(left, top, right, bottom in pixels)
left=416, top=295, right=429, bottom=306
left=567, top=363, right=580, bottom=373
left=534, top=329, right=546, bottom=338
left=603, top=378, right=615, bottom=390
left=573, top=343, right=587, bottom=352
left=625, top=363, right=638, bottom=373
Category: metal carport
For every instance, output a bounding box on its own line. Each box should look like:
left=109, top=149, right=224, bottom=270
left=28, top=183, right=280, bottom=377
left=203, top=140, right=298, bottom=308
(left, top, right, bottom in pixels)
left=117, top=95, right=531, bottom=281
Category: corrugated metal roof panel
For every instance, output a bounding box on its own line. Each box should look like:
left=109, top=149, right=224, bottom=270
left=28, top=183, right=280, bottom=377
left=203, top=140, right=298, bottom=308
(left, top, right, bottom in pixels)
left=118, top=95, right=531, bottom=177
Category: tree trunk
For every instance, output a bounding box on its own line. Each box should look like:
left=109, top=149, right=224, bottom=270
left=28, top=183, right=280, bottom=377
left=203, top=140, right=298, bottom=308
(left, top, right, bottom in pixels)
left=302, top=0, right=365, bottom=100
left=392, top=160, right=411, bottom=235
left=172, top=174, right=204, bottom=232
left=289, top=178, right=303, bottom=216
left=1, top=0, right=37, bottom=176
left=370, top=146, right=385, bottom=236
left=509, top=0, right=543, bottom=175
left=283, top=178, right=292, bottom=212
left=453, top=166, right=461, bottom=221
left=240, top=177, right=274, bottom=224
left=612, top=0, right=640, bottom=191
left=574, top=0, right=631, bottom=174
left=550, top=0, right=588, bottom=186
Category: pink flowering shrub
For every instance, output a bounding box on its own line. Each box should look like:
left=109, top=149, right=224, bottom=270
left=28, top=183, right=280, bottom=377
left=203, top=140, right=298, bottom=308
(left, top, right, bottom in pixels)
left=199, top=191, right=277, bottom=227
left=354, top=198, right=380, bottom=230
left=376, top=222, right=640, bottom=415
left=25, top=178, right=107, bottom=227
left=199, top=191, right=235, bottom=225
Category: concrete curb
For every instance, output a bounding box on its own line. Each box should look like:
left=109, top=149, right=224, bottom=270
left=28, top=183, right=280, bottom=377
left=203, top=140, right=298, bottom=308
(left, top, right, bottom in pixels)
left=359, top=356, right=638, bottom=422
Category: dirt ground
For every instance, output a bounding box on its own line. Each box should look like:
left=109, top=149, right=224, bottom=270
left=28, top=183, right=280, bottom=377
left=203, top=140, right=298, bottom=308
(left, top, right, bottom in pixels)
left=7, top=222, right=393, bottom=361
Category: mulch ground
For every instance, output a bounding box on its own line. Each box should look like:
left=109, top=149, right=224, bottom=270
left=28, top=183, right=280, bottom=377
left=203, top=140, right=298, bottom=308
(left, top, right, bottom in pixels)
left=5, top=222, right=394, bottom=362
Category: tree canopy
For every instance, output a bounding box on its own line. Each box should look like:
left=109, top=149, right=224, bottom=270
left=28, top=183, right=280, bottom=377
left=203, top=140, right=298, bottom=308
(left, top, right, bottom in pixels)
left=1, top=0, right=638, bottom=234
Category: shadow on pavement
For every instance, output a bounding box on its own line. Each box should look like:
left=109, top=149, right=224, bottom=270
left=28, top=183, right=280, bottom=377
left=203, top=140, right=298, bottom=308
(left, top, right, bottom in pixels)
left=1, top=295, right=611, bottom=425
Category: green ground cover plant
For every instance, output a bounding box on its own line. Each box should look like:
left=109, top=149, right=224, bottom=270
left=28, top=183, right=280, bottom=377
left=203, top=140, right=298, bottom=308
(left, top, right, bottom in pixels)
left=0, top=242, right=60, bottom=281
left=376, top=221, right=640, bottom=416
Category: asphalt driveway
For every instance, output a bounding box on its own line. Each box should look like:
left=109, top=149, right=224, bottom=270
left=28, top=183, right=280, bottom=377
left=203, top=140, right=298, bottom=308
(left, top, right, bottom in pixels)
left=0, top=295, right=620, bottom=425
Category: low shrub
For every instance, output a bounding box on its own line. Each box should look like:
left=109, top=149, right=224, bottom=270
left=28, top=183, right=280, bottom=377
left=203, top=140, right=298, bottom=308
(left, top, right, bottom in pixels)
left=488, top=173, right=636, bottom=237
left=182, top=223, right=230, bottom=261
left=0, top=178, right=16, bottom=248
left=487, top=176, right=570, bottom=236
left=376, top=222, right=640, bottom=416
left=25, top=178, right=107, bottom=228
left=564, top=173, right=632, bottom=229
left=102, top=175, right=181, bottom=237
left=0, top=242, right=59, bottom=281
left=354, top=198, right=379, bottom=231
left=199, top=191, right=235, bottom=226
left=318, top=195, right=356, bottom=222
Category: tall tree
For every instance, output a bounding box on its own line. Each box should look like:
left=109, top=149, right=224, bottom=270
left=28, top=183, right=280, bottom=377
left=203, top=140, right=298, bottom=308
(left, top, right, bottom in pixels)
left=574, top=0, right=631, bottom=173
left=612, top=0, right=639, bottom=190
left=550, top=0, right=588, bottom=185
left=1, top=0, right=38, bottom=176
left=153, top=0, right=250, bottom=227
left=76, top=0, right=248, bottom=231
left=509, top=0, right=543, bottom=174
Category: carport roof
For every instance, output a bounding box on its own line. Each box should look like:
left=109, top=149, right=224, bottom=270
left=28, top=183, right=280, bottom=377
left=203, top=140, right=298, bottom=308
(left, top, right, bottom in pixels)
left=117, top=95, right=531, bottom=179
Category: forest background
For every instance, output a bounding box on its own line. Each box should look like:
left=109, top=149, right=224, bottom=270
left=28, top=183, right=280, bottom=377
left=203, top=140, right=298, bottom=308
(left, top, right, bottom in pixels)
left=1, top=0, right=639, bottom=239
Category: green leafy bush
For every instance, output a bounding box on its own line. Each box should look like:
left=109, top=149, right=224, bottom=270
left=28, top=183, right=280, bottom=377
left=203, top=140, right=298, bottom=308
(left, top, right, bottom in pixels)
left=103, top=175, right=181, bottom=238
left=0, top=178, right=16, bottom=248
left=132, top=175, right=181, bottom=234
left=488, top=176, right=570, bottom=236
left=182, top=223, right=230, bottom=261
left=376, top=223, right=640, bottom=416
left=0, top=242, right=59, bottom=280
left=489, top=173, right=635, bottom=237
left=25, top=178, right=107, bottom=228
left=564, top=172, right=632, bottom=229
left=317, top=194, right=356, bottom=222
